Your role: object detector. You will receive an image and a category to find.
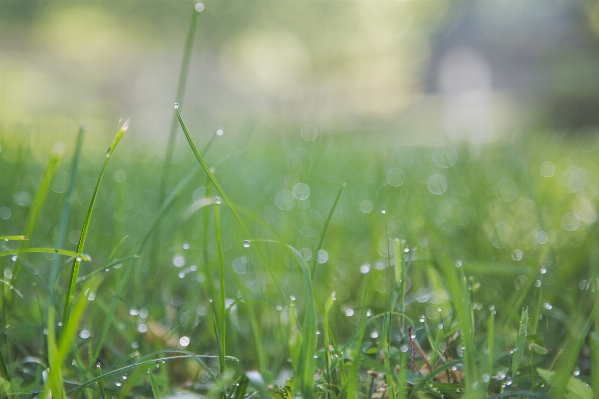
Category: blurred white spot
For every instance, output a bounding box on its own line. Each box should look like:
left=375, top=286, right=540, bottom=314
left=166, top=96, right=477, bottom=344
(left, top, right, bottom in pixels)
left=301, top=125, right=319, bottom=141
left=179, top=336, right=190, bottom=347
left=427, top=174, right=448, bottom=195
left=387, top=168, right=405, bottom=187
left=540, top=162, right=555, bottom=178
left=433, top=143, right=458, bottom=168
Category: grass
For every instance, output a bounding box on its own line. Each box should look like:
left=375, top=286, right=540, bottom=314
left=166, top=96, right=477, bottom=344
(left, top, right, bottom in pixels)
left=1, top=5, right=599, bottom=399
left=3, top=123, right=599, bottom=399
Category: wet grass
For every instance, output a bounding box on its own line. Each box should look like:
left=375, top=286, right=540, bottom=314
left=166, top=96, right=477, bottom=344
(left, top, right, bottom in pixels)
left=1, top=5, right=599, bottom=398
left=1, top=117, right=599, bottom=399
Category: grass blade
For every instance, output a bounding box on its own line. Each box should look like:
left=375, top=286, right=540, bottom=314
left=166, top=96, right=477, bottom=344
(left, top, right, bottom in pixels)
left=310, top=182, right=345, bottom=277
left=176, top=108, right=288, bottom=306
left=149, top=371, right=163, bottom=399
left=62, top=119, right=128, bottom=327
left=49, top=126, right=85, bottom=296
left=287, top=245, right=317, bottom=399
left=11, top=143, right=64, bottom=282
left=0, top=236, right=26, bottom=241
left=0, top=248, right=91, bottom=261
left=510, top=307, right=528, bottom=380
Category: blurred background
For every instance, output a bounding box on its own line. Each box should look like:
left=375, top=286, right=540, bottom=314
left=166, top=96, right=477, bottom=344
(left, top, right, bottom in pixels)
left=3, top=0, right=599, bottom=147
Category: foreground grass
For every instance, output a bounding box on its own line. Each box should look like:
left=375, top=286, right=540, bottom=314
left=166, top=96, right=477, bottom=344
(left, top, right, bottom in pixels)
left=0, top=119, right=598, bottom=398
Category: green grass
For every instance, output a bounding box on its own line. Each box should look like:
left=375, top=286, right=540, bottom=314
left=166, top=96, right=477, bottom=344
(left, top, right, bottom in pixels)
left=2, top=119, right=598, bottom=399
left=1, top=6, right=599, bottom=399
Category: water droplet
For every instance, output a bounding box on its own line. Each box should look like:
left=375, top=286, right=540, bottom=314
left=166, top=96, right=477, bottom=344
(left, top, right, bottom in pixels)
left=290, top=296, right=296, bottom=301
left=172, top=255, right=185, bottom=268
left=370, top=331, right=379, bottom=339
left=317, top=250, right=328, bottom=264
left=137, top=324, right=148, bottom=333
left=121, top=374, right=127, bottom=380
left=360, top=263, right=371, bottom=274
left=130, top=309, right=139, bottom=316
left=344, top=308, right=354, bottom=317
left=400, top=344, right=408, bottom=352
left=216, top=127, right=224, bottom=136
left=482, top=374, right=490, bottom=383
left=276, top=305, right=282, bottom=311
left=419, top=315, right=426, bottom=322
left=512, top=249, right=523, bottom=261
left=535, top=279, right=542, bottom=287
left=58, top=322, right=63, bottom=327
left=381, top=207, right=386, bottom=214
left=455, top=260, right=463, bottom=268
left=182, top=243, right=190, bottom=250
left=195, top=2, right=204, bottom=12
left=79, top=330, right=90, bottom=339
left=11, top=256, right=17, bottom=262
left=573, top=367, right=581, bottom=376
left=543, top=302, right=553, bottom=310
left=179, top=336, right=190, bottom=347
left=214, top=196, right=222, bottom=205
left=243, top=240, right=251, bottom=248
left=115, top=381, right=122, bottom=387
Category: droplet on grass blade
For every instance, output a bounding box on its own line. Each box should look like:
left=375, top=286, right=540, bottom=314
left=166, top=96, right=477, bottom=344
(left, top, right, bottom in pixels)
left=179, top=336, right=190, bottom=347
left=216, top=127, right=224, bottom=136
left=174, top=103, right=179, bottom=109
left=195, top=2, right=204, bottom=12
left=243, top=240, right=251, bottom=248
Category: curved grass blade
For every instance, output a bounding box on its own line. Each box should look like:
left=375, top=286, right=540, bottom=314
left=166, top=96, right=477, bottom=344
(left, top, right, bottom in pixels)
left=75, top=255, right=138, bottom=284
left=176, top=108, right=288, bottom=307
left=310, top=182, right=345, bottom=277
left=66, top=352, right=231, bottom=395
left=62, top=119, right=128, bottom=328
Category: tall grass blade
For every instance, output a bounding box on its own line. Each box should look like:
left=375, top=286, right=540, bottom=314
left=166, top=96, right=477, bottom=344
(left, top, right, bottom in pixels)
left=10, top=143, right=64, bottom=282
left=176, top=108, right=288, bottom=306
left=311, top=182, right=345, bottom=277
left=215, top=202, right=226, bottom=399
left=548, top=293, right=599, bottom=398
left=287, top=245, right=317, bottom=399
left=49, top=126, right=85, bottom=296
left=437, top=257, right=480, bottom=396
left=62, top=120, right=128, bottom=328
left=0, top=248, right=91, bottom=260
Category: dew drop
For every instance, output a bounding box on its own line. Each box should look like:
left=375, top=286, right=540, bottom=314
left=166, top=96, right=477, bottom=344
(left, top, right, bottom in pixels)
left=216, top=127, right=224, bottom=136
left=174, top=103, right=179, bottom=109
left=535, top=279, right=542, bottom=287
left=115, top=382, right=122, bottom=387
left=360, top=263, right=371, bottom=274
left=573, top=367, right=580, bottom=376
left=543, top=302, right=553, bottom=310
left=276, top=305, right=282, bottom=311
left=215, top=196, right=222, bottom=205
left=195, top=2, right=204, bottom=12
left=179, top=336, right=190, bottom=347
left=344, top=308, right=355, bottom=317
left=400, top=344, right=408, bottom=353
left=540, top=267, right=547, bottom=274
left=370, top=331, right=379, bottom=339
left=79, top=330, right=90, bottom=339
left=290, top=295, right=296, bottom=301
left=381, top=207, right=386, bottom=215
left=132, top=342, right=139, bottom=349
left=122, top=374, right=127, bottom=380
left=243, top=240, right=251, bottom=248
